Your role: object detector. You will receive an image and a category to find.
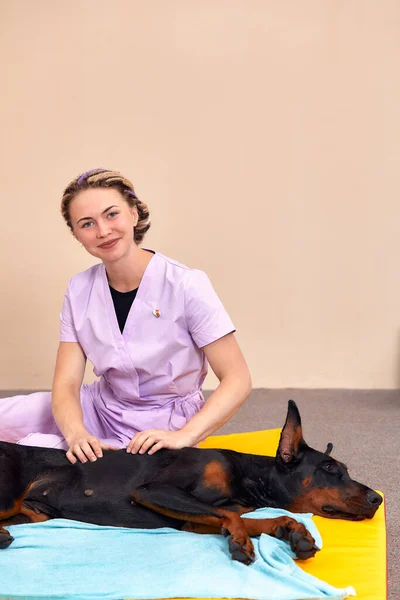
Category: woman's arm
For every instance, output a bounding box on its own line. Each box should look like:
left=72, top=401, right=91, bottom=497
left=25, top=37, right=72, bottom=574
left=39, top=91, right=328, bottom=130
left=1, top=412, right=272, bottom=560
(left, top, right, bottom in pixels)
left=179, top=333, right=252, bottom=442
left=52, top=342, right=117, bottom=463
left=126, top=332, right=252, bottom=454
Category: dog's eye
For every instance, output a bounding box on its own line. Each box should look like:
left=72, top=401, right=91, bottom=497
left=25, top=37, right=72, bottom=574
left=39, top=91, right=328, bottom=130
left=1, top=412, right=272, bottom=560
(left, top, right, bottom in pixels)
left=322, top=462, right=337, bottom=473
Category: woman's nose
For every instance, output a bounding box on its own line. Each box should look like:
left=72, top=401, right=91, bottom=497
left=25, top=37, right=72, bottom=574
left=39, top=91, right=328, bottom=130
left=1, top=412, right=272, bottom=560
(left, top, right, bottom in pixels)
left=97, top=223, right=112, bottom=238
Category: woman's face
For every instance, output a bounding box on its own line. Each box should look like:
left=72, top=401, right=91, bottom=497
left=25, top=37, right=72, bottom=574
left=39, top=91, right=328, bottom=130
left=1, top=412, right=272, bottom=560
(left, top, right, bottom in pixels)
left=69, top=188, right=138, bottom=262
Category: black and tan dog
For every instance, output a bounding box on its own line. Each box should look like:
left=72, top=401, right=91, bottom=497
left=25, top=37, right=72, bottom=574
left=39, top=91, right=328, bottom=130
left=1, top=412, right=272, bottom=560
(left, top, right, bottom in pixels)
left=0, top=400, right=382, bottom=564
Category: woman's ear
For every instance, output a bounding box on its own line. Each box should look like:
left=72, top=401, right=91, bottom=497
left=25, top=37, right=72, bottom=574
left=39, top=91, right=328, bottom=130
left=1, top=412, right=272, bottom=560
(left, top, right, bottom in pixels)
left=131, top=206, right=139, bottom=227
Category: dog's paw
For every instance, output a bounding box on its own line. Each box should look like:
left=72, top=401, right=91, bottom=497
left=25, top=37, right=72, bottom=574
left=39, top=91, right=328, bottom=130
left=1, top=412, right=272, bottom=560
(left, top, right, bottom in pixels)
left=227, top=534, right=256, bottom=565
left=0, top=531, right=14, bottom=550
left=275, top=523, right=319, bottom=560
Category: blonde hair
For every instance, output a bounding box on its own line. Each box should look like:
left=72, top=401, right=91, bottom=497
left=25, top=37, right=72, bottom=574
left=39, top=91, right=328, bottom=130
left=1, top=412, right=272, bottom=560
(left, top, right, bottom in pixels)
left=61, top=168, right=151, bottom=244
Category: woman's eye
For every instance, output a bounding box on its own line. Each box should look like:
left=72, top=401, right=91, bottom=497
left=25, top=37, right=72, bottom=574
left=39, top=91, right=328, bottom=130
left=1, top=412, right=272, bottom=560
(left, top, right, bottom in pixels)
left=82, top=221, right=94, bottom=229
left=107, top=212, right=119, bottom=218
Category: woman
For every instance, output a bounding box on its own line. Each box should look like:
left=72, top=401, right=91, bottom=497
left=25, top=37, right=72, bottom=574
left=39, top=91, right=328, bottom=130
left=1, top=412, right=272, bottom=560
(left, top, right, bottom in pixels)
left=0, top=168, right=252, bottom=464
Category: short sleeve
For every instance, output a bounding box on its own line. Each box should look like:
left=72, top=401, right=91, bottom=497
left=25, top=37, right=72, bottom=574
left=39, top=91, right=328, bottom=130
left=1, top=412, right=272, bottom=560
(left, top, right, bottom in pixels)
left=184, top=270, right=235, bottom=348
left=60, top=289, right=79, bottom=343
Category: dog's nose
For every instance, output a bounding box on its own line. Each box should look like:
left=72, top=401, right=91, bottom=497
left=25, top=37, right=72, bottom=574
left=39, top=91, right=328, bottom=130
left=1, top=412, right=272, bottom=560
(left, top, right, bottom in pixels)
left=366, top=490, right=382, bottom=506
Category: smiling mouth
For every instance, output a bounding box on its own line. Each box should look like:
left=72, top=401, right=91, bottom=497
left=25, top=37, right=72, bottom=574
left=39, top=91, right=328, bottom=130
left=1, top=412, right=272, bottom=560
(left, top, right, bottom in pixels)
left=99, top=239, right=119, bottom=249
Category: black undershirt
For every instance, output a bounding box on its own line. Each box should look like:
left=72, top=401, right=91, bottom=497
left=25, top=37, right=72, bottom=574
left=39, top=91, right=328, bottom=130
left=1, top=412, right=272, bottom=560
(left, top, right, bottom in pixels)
left=109, top=249, right=154, bottom=332
left=109, top=286, right=138, bottom=333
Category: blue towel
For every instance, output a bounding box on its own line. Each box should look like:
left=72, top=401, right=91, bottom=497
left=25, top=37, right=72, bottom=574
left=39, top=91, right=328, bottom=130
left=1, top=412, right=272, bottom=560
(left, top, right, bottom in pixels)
left=0, top=508, right=355, bottom=600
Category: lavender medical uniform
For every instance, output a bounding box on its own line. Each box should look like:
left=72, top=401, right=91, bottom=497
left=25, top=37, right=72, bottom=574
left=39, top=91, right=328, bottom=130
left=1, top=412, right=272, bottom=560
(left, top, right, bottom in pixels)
left=0, top=252, right=235, bottom=450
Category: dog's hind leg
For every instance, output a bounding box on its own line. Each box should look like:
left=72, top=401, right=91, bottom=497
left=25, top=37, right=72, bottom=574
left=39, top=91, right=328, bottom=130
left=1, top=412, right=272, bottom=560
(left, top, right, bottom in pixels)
left=0, top=492, right=52, bottom=551
left=130, top=483, right=256, bottom=564
left=0, top=498, right=26, bottom=549
left=0, top=508, right=51, bottom=550
left=0, top=526, right=14, bottom=549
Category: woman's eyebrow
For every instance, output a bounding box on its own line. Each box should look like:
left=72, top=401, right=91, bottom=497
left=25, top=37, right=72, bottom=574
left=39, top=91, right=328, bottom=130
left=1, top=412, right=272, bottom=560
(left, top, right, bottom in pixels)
left=77, top=205, right=119, bottom=224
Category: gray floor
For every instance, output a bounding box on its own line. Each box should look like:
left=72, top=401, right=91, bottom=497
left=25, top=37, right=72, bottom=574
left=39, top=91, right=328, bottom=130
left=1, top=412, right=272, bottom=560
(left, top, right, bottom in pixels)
left=1, top=388, right=399, bottom=599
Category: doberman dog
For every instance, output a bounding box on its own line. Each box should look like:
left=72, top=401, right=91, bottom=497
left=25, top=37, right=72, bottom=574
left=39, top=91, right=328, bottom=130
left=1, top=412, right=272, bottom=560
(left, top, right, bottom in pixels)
left=0, top=400, right=382, bottom=564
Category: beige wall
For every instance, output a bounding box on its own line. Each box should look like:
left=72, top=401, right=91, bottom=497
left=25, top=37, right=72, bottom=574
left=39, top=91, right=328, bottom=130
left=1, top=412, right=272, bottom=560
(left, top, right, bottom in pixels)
left=1, top=1, right=400, bottom=390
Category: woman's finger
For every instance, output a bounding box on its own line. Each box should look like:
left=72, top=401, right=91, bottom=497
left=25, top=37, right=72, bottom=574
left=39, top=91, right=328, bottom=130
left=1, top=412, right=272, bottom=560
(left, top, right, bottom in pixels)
left=66, top=449, right=78, bottom=464
left=147, top=440, right=164, bottom=455
left=127, top=433, right=147, bottom=454
left=81, top=441, right=98, bottom=462
left=87, top=437, right=103, bottom=459
left=138, top=436, right=156, bottom=454
left=71, top=444, right=89, bottom=464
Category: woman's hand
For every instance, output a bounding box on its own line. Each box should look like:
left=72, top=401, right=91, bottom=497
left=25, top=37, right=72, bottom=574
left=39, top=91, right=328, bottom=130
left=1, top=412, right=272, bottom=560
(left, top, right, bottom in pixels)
left=126, top=429, right=195, bottom=455
left=66, top=431, right=119, bottom=464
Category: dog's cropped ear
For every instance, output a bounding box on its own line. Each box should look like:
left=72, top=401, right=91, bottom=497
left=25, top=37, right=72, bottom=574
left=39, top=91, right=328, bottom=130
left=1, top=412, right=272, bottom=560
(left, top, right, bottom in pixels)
left=277, top=400, right=305, bottom=464
left=324, top=442, right=333, bottom=455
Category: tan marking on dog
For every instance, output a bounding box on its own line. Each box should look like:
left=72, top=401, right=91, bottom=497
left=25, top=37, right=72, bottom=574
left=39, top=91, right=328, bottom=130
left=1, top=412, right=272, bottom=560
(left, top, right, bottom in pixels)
left=0, top=477, right=55, bottom=522
left=181, top=522, right=220, bottom=534
left=289, top=486, right=368, bottom=517
left=20, top=505, right=51, bottom=523
left=24, top=475, right=55, bottom=496
left=202, top=460, right=230, bottom=495
left=0, top=499, right=23, bottom=520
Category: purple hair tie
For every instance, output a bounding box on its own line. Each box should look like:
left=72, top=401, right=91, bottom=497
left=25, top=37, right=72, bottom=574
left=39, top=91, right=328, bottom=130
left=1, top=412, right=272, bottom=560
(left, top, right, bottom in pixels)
left=77, top=168, right=107, bottom=185
left=125, top=190, right=138, bottom=199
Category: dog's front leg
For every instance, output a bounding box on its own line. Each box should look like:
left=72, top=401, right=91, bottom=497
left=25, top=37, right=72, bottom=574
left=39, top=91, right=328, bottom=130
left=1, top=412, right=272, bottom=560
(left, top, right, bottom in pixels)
left=242, top=516, right=319, bottom=560
left=130, top=483, right=256, bottom=565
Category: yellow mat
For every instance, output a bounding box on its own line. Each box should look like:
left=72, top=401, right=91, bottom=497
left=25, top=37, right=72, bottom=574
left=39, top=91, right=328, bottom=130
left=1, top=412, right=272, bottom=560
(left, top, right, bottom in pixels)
left=198, top=429, right=387, bottom=600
